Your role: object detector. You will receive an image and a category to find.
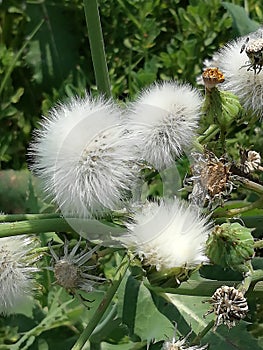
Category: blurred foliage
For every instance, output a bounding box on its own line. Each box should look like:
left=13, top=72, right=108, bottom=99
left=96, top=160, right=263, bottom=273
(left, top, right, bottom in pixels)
left=0, top=0, right=262, bottom=169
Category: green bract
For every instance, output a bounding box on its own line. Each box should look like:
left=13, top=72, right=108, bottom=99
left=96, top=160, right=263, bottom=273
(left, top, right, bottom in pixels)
left=206, top=222, right=254, bottom=272
left=203, top=88, right=242, bottom=128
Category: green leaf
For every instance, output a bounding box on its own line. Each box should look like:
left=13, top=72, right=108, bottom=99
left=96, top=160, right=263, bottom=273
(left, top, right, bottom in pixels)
left=222, top=2, right=260, bottom=36
left=167, top=294, right=262, bottom=350
left=117, top=272, right=174, bottom=343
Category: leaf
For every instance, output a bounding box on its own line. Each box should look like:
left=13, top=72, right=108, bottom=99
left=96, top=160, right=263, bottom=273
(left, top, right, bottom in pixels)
left=222, top=2, right=260, bottom=36
left=167, top=294, right=262, bottom=350
left=204, top=321, right=263, bottom=350
left=117, top=272, right=174, bottom=343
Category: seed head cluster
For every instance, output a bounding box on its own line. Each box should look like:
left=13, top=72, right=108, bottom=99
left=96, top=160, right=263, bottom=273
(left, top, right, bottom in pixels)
left=204, top=285, right=248, bottom=330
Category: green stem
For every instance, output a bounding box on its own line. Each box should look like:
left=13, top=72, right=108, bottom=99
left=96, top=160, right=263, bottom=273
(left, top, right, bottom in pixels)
left=0, top=213, right=61, bottom=223
left=213, top=195, right=263, bottom=218
left=83, top=0, right=111, bottom=97
left=71, top=254, right=130, bottom=350
left=197, top=124, right=220, bottom=145
left=191, top=320, right=214, bottom=345
left=0, top=19, right=44, bottom=96
left=146, top=277, right=263, bottom=297
left=234, top=176, right=263, bottom=195
left=0, top=218, right=73, bottom=237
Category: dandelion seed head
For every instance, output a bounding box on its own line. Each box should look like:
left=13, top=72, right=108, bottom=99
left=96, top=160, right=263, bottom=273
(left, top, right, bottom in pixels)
left=215, top=28, right=263, bottom=117
left=30, top=95, right=136, bottom=217
left=120, top=199, right=211, bottom=271
left=0, top=235, right=40, bottom=315
left=128, top=82, right=202, bottom=169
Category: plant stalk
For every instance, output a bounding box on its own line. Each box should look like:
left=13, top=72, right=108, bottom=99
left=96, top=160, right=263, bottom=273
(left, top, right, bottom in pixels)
left=71, top=254, right=130, bottom=350
left=83, top=0, right=111, bottom=97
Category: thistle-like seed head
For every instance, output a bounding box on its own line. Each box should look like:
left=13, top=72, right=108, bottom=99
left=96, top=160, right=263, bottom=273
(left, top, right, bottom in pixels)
left=204, top=285, right=248, bottom=330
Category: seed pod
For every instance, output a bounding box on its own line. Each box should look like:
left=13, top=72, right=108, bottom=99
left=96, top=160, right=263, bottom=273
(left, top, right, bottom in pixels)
left=206, top=222, right=254, bottom=272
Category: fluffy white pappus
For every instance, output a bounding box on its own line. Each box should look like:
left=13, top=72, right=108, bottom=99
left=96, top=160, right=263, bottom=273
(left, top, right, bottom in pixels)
left=120, top=198, right=211, bottom=271
left=29, top=95, right=136, bottom=217
left=0, top=235, right=39, bottom=315
left=127, top=82, right=202, bottom=170
left=216, top=28, right=263, bottom=118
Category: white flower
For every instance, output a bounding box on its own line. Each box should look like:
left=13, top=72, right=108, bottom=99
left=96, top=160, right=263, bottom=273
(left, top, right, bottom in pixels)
left=29, top=95, right=136, bottom=218
left=215, top=28, right=263, bottom=118
left=48, top=238, right=105, bottom=294
left=127, top=82, right=202, bottom=170
left=0, top=235, right=39, bottom=315
left=119, top=198, right=211, bottom=271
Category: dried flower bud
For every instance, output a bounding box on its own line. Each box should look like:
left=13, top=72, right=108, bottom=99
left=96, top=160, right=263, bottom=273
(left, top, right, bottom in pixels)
left=202, top=67, right=225, bottom=90
left=240, top=150, right=261, bottom=174
left=206, top=222, right=254, bottom=272
left=202, top=80, right=241, bottom=127
left=204, top=285, right=248, bottom=330
left=49, top=239, right=105, bottom=295
left=188, top=151, right=232, bottom=207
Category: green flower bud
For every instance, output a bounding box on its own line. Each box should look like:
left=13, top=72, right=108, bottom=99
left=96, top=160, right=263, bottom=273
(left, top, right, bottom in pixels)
left=145, top=265, right=199, bottom=290
left=203, top=88, right=242, bottom=128
left=206, top=222, right=254, bottom=272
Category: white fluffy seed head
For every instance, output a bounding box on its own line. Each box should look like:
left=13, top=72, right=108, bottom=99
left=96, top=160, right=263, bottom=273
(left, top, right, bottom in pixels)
left=0, top=235, right=39, bottom=315
left=29, top=95, right=136, bottom=218
left=216, top=28, right=263, bottom=118
left=120, top=198, right=211, bottom=271
left=127, top=82, right=202, bottom=170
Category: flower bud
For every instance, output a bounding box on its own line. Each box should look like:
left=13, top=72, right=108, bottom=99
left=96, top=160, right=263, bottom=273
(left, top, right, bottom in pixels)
left=145, top=265, right=197, bottom=290
left=202, top=85, right=241, bottom=128
left=206, top=222, right=254, bottom=272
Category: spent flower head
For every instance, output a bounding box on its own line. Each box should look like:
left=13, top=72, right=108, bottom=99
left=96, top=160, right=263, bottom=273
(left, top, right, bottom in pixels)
left=204, top=285, right=248, bottom=330
left=29, top=95, right=136, bottom=218
left=48, top=238, right=105, bottom=295
left=215, top=28, right=263, bottom=118
left=240, top=149, right=262, bottom=174
left=127, top=81, right=202, bottom=170
left=0, top=235, right=40, bottom=315
left=119, top=198, right=211, bottom=271
left=188, top=151, right=232, bottom=208
left=202, top=67, right=225, bottom=91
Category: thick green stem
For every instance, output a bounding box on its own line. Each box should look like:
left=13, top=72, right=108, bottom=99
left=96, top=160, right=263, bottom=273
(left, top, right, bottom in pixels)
left=71, top=254, right=130, bottom=350
left=0, top=213, right=61, bottom=223
left=83, top=0, right=111, bottom=97
left=0, top=218, right=73, bottom=237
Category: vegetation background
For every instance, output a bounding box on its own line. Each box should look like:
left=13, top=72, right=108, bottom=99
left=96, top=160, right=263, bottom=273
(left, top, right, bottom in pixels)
left=0, top=0, right=262, bottom=349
